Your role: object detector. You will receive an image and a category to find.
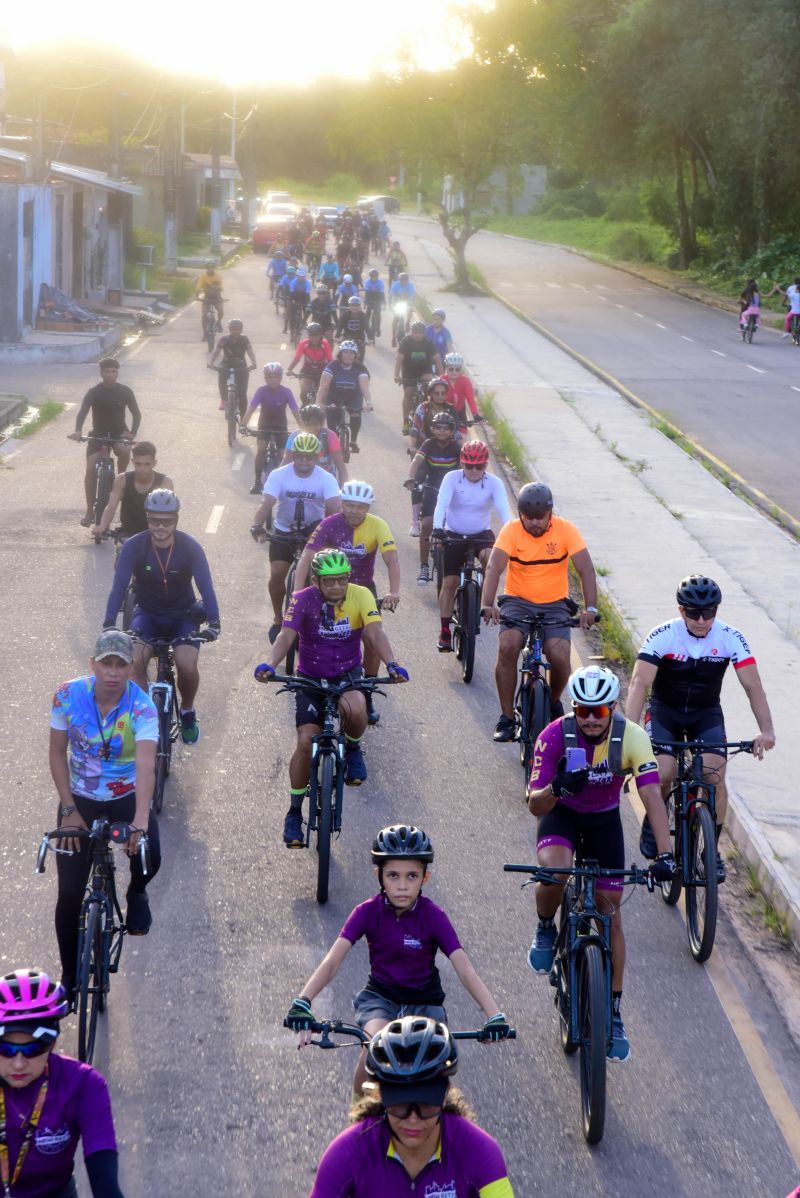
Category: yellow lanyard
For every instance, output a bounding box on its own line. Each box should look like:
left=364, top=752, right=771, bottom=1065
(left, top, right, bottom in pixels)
left=0, top=1071, right=49, bottom=1196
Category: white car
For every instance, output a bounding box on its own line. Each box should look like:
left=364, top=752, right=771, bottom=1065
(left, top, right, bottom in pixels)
left=313, top=205, right=340, bottom=230
left=266, top=203, right=297, bottom=218
left=266, top=191, right=292, bottom=205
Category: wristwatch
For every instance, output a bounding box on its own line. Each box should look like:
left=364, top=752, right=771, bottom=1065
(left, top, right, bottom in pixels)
left=586, top=606, right=598, bottom=614
left=60, top=805, right=76, bottom=818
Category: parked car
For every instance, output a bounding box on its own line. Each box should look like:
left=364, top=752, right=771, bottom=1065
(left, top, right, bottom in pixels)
left=265, top=203, right=297, bottom=218
left=252, top=214, right=292, bottom=253
left=313, top=205, right=340, bottom=230
left=266, top=190, right=292, bottom=205
left=357, top=194, right=400, bottom=217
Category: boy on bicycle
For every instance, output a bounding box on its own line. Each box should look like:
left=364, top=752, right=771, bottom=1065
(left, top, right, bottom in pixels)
left=285, top=824, right=510, bottom=1098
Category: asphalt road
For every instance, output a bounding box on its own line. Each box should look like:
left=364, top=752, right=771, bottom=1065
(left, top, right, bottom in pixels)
left=1, top=251, right=798, bottom=1197
left=396, top=215, right=800, bottom=523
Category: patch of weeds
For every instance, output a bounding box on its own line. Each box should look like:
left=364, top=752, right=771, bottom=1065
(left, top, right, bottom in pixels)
left=596, top=564, right=611, bottom=577
left=479, top=391, right=532, bottom=477
left=466, top=262, right=490, bottom=291
left=630, top=458, right=649, bottom=475
left=17, top=400, right=64, bottom=438
left=596, top=594, right=636, bottom=672
left=743, top=865, right=793, bottom=943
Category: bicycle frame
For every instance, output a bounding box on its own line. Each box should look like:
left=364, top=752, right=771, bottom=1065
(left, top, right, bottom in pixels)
left=306, top=691, right=347, bottom=841
left=553, top=869, right=614, bottom=1052
left=75, top=834, right=126, bottom=986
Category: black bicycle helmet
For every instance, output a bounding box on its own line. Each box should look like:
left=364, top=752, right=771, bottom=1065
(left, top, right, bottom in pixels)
left=366, top=1016, right=458, bottom=1085
left=301, top=404, right=325, bottom=423
left=371, top=824, right=434, bottom=865
left=517, top=482, right=553, bottom=518
left=430, top=411, right=456, bottom=430
left=676, top=575, right=722, bottom=608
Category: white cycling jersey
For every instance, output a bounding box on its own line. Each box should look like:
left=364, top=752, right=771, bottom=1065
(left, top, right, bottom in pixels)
left=432, top=469, right=512, bottom=533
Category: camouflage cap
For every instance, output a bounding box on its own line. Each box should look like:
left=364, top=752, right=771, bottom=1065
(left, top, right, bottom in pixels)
left=93, top=630, right=134, bottom=663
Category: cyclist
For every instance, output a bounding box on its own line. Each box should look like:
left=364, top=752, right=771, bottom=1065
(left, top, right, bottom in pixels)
left=431, top=441, right=512, bottom=652
left=626, top=574, right=776, bottom=881
left=92, top=441, right=173, bottom=540
left=425, top=308, right=454, bottom=360
left=363, top=268, right=386, bottom=341
left=318, top=252, right=341, bottom=294
left=344, top=254, right=364, bottom=287
left=208, top=318, right=257, bottom=417
left=527, top=666, right=674, bottom=1063
left=254, top=552, right=408, bottom=843
left=386, top=240, right=408, bottom=283
left=766, top=276, right=800, bottom=336
left=481, top=483, right=598, bottom=742
left=308, top=1015, right=514, bottom=1196
left=282, top=405, right=348, bottom=483
left=308, top=283, right=338, bottom=344
left=242, top=365, right=302, bottom=495
left=738, top=278, right=761, bottom=332
left=297, top=480, right=400, bottom=723
left=443, top=352, right=481, bottom=434
left=335, top=274, right=360, bottom=309
left=405, top=411, right=461, bottom=585
left=388, top=272, right=416, bottom=348
left=284, top=266, right=311, bottom=336
left=50, top=630, right=160, bottom=985
left=194, top=259, right=224, bottom=330
left=336, top=295, right=370, bottom=360
left=104, top=490, right=221, bottom=745
left=408, top=377, right=457, bottom=535
left=266, top=248, right=288, bottom=298
left=395, top=321, right=443, bottom=432
left=285, top=826, right=510, bottom=1097
left=0, top=969, right=125, bottom=1197
left=276, top=262, right=297, bottom=310
left=251, top=433, right=342, bottom=643
left=316, top=341, right=373, bottom=454
left=304, top=227, right=325, bottom=276
left=286, top=322, right=333, bottom=404
left=69, top=359, right=141, bottom=528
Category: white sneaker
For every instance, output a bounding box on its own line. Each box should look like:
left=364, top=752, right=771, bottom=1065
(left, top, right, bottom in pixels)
left=417, top=563, right=430, bottom=585
left=409, top=520, right=420, bottom=537
left=782, top=332, right=791, bottom=339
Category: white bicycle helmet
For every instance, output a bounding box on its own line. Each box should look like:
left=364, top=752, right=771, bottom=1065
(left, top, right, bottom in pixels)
left=340, top=480, right=375, bottom=505
left=567, top=666, right=620, bottom=706
left=444, top=352, right=463, bottom=367
left=339, top=340, right=359, bottom=353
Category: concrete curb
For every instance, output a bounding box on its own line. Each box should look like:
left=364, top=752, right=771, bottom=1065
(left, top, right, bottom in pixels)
left=0, top=394, right=28, bottom=432
left=486, top=287, right=800, bottom=542
left=0, top=323, right=121, bottom=367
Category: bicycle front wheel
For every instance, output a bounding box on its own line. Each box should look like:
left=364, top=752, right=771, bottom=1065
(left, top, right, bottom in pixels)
left=77, top=902, right=105, bottom=1064
left=458, top=582, right=478, bottom=683
left=340, top=421, right=351, bottom=463
left=316, top=753, right=334, bottom=904
left=284, top=565, right=297, bottom=676
left=227, top=389, right=238, bottom=447
left=431, top=544, right=444, bottom=597
left=93, top=464, right=114, bottom=537
left=578, top=943, right=607, bottom=1145
left=686, top=803, right=718, bottom=962
left=660, top=791, right=683, bottom=905
left=152, top=689, right=172, bottom=814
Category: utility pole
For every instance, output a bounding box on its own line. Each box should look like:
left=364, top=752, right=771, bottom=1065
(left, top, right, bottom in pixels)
left=163, top=95, right=178, bottom=273
left=210, top=112, right=221, bottom=256
left=106, top=90, right=124, bottom=304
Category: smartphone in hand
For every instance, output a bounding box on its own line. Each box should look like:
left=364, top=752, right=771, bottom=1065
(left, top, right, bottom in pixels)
left=565, top=747, right=587, bottom=771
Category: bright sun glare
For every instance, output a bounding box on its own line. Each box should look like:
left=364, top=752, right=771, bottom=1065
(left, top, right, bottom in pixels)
left=0, top=0, right=477, bottom=85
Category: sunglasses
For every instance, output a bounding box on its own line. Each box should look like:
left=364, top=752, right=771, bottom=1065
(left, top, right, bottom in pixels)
left=446, top=366, right=462, bottom=372
left=147, top=517, right=176, bottom=528
left=682, top=606, right=717, bottom=621
left=573, top=703, right=613, bottom=719
left=0, top=1039, right=51, bottom=1059
left=463, top=463, right=486, bottom=472
left=385, top=1101, right=442, bottom=1120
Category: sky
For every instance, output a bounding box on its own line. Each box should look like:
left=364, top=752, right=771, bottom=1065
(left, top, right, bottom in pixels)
left=0, top=0, right=480, bottom=85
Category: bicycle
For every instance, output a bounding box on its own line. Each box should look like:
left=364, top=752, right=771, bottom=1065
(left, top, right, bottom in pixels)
left=433, top=533, right=490, bottom=684
left=199, top=296, right=220, bottom=352
left=791, top=313, right=800, bottom=346
left=77, top=434, right=134, bottom=543
left=210, top=364, right=254, bottom=448
left=391, top=301, right=411, bottom=346
left=108, top=529, right=136, bottom=631
left=259, top=674, right=393, bottom=903
left=365, top=300, right=383, bottom=341
left=288, top=298, right=309, bottom=346
left=326, top=403, right=352, bottom=463
left=740, top=314, right=757, bottom=344
left=240, top=426, right=284, bottom=489
left=141, top=628, right=217, bottom=813
left=35, top=820, right=149, bottom=1064
left=259, top=502, right=308, bottom=676
left=508, top=604, right=585, bottom=784
left=652, top=737, right=754, bottom=962
left=505, top=859, right=652, bottom=1145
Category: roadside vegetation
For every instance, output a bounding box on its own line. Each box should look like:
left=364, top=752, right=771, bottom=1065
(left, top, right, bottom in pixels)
left=16, top=400, right=65, bottom=438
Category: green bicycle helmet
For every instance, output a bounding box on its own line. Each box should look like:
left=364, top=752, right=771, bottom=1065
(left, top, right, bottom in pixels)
left=310, top=550, right=352, bottom=578
left=292, top=432, right=321, bottom=455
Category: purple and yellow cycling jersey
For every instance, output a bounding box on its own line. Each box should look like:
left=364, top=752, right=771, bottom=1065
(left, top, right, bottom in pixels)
left=529, top=717, right=659, bottom=814
left=304, top=513, right=396, bottom=586
left=283, top=583, right=381, bottom=678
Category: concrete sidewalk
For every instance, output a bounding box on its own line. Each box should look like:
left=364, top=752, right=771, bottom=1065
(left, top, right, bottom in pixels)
left=405, top=226, right=800, bottom=941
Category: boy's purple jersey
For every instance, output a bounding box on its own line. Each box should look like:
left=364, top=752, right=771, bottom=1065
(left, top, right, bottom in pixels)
left=310, top=1113, right=514, bottom=1197
left=2, top=1053, right=117, bottom=1198
left=340, top=892, right=461, bottom=1003
left=250, top=383, right=299, bottom=423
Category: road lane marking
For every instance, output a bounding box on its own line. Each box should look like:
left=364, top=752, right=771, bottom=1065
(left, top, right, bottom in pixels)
left=746, top=365, right=765, bottom=374
left=791, top=386, right=800, bottom=393
left=712, top=350, right=727, bottom=357
left=205, top=505, right=224, bottom=534
left=545, top=282, right=561, bottom=289
left=681, top=335, right=694, bottom=342
left=656, top=323, right=667, bottom=329
left=615, top=303, right=624, bottom=309
left=231, top=453, right=245, bottom=471
left=634, top=312, right=645, bottom=318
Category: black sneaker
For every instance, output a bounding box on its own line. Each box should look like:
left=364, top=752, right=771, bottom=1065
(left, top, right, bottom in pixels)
left=493, top=714, right=516, bottom=743
left=283, top=809, right=304, bottom=847
left=250, top=481, right=262, bottom=495
left=639, top=814, right=657, bottom=860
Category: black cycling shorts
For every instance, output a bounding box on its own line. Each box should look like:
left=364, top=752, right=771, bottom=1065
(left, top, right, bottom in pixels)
left=536, top=803, right=624, bottom=892
left=269, top=523, right=318, bottom=565
left=294, top=669, right=364, bottom=728
left=648, top=701, right=727, bottom=759
left=442, top=531, right=494, bottom=576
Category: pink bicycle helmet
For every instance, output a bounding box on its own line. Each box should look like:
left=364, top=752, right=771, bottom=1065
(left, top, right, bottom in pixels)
left=0, top=970, right=69, bottom=1041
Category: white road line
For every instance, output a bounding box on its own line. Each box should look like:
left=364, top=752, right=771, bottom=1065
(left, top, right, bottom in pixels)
left=681, top=335, right=694, bottom=342
left=711, top=350, right=727, bottom=357
left=634, top=312, right=645, bottom=318
left=205, top=504, right=224, bottom=534
left=597, top=296, right=609, bottom=302
left=656, top=323, right=667, bottom=329
left=545, top=282, right=561, bottom=289
left=615, top=303, right=624, bottom=309
left=746, top=364, right=765, bottom=374
left=231, top=453, right=245, bottom=471
left=791, top=386, right=800, bottom=393
left=569, top=282, right=586, bottom=290
left=593, top=283, right=610, bottom=291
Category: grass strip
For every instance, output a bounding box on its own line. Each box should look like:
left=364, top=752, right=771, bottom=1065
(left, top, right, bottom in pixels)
left=17, top=400, right=64, bottom=438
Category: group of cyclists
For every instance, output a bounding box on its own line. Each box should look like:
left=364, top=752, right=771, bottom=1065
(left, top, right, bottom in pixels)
left=9, top=222, right=782, bottom=1196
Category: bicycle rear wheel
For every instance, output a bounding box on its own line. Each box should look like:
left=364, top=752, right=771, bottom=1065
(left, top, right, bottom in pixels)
left=77, top=902, right=105, bottom=1064
left=204, top=317, right=215, bottom=352
left=316, top=753, right=334, bottom=904
left=93, top=464, right=114, bottom=538
left=578, top=943, right=607, bottom=1145
left=458, top=582, right=477, bottom=683
left=530, top=677, right=550, bottom=746
left=340, top=419, right=351, bottom=463
left=686, top=803, right=718, bottom=962
left=558, top=886, right=577, bottom=1054
left=660, top=791, right=683, bottom=905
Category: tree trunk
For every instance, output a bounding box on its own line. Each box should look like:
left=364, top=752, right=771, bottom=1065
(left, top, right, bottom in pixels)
left=673, top=138, right=696, bottom=268
left=437, top=207, right=479, bottom=294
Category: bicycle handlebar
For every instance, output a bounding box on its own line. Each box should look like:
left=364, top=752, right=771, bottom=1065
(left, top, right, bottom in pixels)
left=265, top=674, right=395, bottom=694
left=504, top=861, right=653, bottom=889
left=37, top=822, right=149, bottom=875
left=650, top=739, right=754, bottom=756
left=285, top=1018, right=516, bottom=1046
left=76, top=434, right=135, bottom=445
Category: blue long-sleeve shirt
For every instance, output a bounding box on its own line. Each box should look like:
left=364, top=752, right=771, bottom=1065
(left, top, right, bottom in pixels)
left=104, top=531, right=220, bottom=624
